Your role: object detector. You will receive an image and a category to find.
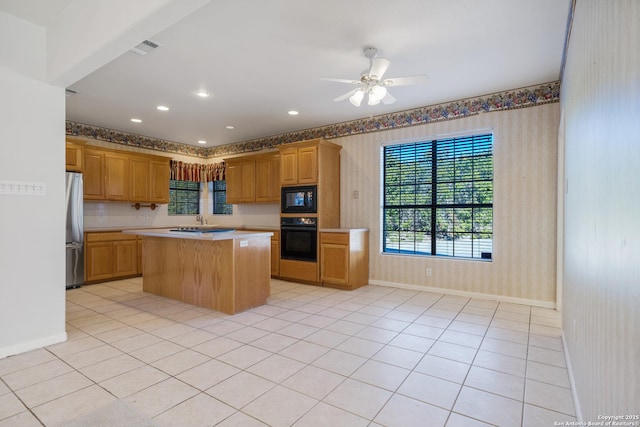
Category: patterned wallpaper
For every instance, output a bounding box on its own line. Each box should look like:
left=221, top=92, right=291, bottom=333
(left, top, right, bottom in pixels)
left=66, top=81, right=560, bottom=158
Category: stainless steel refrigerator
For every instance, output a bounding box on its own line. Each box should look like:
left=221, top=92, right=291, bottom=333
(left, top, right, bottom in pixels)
left=65, top=172, right=84, bottom=288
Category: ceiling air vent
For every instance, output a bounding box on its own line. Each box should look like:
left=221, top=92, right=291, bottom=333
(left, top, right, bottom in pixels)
left=65, top=89, right=77, bottom=97
left=130, top=39, right=162, bottom=56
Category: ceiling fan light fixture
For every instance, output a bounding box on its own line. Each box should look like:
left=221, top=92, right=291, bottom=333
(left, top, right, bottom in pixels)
left=368, top=85, right=387, bottom=105
left=349, top=89, right=364, bottom=106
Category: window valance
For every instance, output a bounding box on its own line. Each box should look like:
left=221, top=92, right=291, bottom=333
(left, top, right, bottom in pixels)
left=169, top=160, right=225, bottom=182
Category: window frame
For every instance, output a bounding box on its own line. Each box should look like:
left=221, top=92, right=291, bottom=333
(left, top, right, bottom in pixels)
left=381, top=132, right=494, bottom=260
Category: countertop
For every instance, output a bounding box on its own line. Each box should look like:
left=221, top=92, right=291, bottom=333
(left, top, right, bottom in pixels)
left=86, top=225, right=280, bottom=232
left=123, top=228, right=273, bottom=241
left=319, top=228, right=369, bottom=233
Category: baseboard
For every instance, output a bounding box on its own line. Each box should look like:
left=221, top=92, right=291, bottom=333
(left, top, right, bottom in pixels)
left=0, top=332, right=67, bottom=360
left=368, top=279, right=557, bottom=309
left=561, top=330, right=583, bottom=421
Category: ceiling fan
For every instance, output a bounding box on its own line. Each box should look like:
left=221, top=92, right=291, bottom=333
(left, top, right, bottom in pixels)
left=322, top=47, right=429, bottom=107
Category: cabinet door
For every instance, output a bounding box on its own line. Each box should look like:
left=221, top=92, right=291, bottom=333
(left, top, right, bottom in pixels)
left=65, top=143, right=84, bottom=172
left=105, top=153, right=130, bottom=201
left=113, top=240, right=138, bottom=277
left=83, top=150, right=105, bottom=200
left=85, top=242, right=113, bottom=281
left=280, top=148, right=298, bottom=185
left=255, top=155, right=279, bottom=202
left=129, top=156, right=150, bottom=202
left=297, top=146, right=318, bottom=184
left=226, top=162, right=242, bottom=203
left=240, top=160, right=256, bottom=202
left=320, top=234, right=349, bottom=285
left=149, top=160, right=170, bottom=203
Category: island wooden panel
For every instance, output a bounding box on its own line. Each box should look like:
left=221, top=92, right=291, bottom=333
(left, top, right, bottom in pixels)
left=141, top=235, right=270, bottom=314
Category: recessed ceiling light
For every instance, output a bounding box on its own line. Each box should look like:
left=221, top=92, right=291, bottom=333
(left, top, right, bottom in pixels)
left=225, top=125, right=235, bottom=130
left=196, top=91, right=211, bottom=98
left=130, top=118, right=142, bottom=123
left=157, top=105, right=169, bottom=111
left=198, top=140, right=207, bottom=144
left=288, top=110, right=299, bottom=116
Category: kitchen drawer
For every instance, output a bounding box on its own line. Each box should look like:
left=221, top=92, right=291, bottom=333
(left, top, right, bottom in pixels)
left=86, top=231, right=137, bottom=243
left=320, top=232, right=349, bottom=245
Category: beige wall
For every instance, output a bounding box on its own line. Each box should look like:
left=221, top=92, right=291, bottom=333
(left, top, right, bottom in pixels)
left=561, top=0, right=640, bottom=418
left=336, top=103, right=560, bottom=306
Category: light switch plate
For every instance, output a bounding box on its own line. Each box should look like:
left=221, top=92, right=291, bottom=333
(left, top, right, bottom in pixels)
left=0, top=180, right=46, bottom=196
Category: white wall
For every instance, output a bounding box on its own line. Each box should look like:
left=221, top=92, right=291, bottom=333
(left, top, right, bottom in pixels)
left=561, top=0, right=640, bottom=418
left=0, top=11, right=46, bottom=80
left=0, top=66, right=66, bottom=357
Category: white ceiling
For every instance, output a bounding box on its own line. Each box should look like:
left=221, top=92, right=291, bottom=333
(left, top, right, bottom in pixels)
left=2, top=0, right=571, bottom=148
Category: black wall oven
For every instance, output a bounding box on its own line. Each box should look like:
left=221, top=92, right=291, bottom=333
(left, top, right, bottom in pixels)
left=280, top=217, right=317, bottom=261
left=281, top=185, right=317, bottom=214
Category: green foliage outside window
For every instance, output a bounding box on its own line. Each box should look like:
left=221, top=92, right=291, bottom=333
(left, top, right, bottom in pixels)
left=210, top=180, right=232, bottom=215
left=168, top=180, right=200, bottom=215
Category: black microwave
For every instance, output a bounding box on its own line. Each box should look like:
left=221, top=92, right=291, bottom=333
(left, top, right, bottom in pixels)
left=281, top=185, right=317, bottom=213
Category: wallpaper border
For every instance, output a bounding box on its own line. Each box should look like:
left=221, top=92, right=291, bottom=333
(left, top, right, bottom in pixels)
left=66, top=80, right=560, bottom=159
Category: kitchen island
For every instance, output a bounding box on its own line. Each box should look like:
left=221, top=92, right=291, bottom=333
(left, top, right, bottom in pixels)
left=124, top=228, right=273, bottom=314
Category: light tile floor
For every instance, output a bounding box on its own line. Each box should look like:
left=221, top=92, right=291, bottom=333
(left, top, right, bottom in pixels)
left=0, top=278, right=576, bottom=426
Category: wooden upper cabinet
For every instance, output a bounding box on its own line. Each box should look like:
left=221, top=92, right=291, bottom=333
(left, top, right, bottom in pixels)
left=130, top=156, right=150, bottom=202
left=225, top=152, right=279, bottom=204
left=225, top=161, right=242, bottom=204
left=279, top=144, right=319, bottom=185
left=83, top=148, right=105, bottom=200
left=65, top=138, right=85, bottom=172
left=104, top=152, right=130, bottom=201
left=297, top=146, right=318, bottom=184
left=226, top=159, right=255, bottom=203
left=149, top=159, right=170, bottom=203
left=280, top=148, right=298, bottom=185
left=240, top=160, right=256, bottom=202
left=255, top=155, right=280, bottom=202
left=83, top=146, right=170, bottom=203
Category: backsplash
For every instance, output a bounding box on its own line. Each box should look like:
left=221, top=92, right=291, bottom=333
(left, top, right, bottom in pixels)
left=83, top=201, right=279, bottom=230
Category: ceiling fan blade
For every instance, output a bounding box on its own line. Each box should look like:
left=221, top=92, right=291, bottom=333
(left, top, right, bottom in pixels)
left=321, top=77, right=360, bottom=85
left=382, top=91, right=396, bottom=105
left=333, top=88, right=359, bottom=102
left=369, top=57, right=391, bottom=80
left=382, top=75, right=429, bottom=87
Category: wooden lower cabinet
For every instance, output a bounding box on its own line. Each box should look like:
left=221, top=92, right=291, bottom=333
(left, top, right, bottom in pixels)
left=85, top=231, right=140, bottom=283
left=320, top=229, right=369, bottom=290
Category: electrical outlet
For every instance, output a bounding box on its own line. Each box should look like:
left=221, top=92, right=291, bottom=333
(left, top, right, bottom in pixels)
left=426, top=268, right=432, bottom=277
left=353, top=190, right=359, bottom=199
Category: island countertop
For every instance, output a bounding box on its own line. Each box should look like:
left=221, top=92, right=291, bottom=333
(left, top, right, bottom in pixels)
left=123, top=228, right=273, bottom=241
